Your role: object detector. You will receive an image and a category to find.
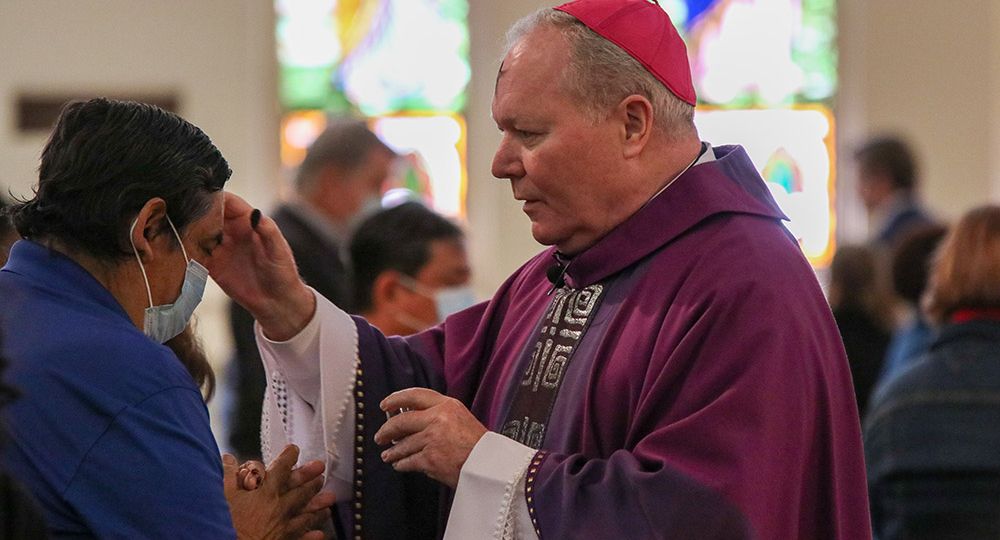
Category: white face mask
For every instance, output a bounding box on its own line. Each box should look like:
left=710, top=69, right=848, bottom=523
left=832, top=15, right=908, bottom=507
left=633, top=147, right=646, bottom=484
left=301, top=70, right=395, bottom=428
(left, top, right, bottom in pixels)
left=129, top=215, right=208, bottom=343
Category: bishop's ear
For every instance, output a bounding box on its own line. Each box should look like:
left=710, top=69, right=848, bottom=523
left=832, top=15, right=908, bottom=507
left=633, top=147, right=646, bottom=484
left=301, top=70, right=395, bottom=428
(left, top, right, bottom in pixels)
left=619, top=94, right=654, bottom=159
left=129, top=198, right=168, bottom=261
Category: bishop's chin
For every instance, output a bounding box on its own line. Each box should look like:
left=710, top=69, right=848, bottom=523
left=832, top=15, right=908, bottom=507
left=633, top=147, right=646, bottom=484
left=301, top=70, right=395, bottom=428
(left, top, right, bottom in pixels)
left=528, top=224, right=557, bottom=248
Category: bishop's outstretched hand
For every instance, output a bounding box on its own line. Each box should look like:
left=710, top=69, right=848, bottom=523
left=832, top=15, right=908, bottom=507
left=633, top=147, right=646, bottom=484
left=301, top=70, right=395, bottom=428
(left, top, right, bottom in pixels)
left=207, top=193, right=316, bottom=341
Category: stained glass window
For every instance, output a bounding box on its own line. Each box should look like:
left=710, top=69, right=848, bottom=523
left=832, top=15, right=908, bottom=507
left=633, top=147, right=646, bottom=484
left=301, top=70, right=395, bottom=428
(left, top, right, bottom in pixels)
left=663, top=0, right=837, bottom=266
left=275, top=0, right=470, bottom=217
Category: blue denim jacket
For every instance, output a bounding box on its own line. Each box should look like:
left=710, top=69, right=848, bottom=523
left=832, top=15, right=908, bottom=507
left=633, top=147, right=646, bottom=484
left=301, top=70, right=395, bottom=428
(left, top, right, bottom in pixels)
left=863, top=319, right=1000, bottom=539
left=877, top=315, right=936, bottom=390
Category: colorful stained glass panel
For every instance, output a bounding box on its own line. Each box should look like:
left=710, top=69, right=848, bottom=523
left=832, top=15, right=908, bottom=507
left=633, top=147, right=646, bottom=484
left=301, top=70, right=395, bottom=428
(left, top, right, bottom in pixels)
left=695, top=107, right=836, bottom=266
left=665, top=0, right=838, bottom=267
left=665, top=0, right=837, bottom=108
left=276, top=0, right=470, bottom=217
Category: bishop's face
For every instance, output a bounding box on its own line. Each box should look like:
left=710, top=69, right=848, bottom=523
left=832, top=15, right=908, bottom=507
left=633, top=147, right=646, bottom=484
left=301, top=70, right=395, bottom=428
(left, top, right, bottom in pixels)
left=490, top=27, right=630, bottom=256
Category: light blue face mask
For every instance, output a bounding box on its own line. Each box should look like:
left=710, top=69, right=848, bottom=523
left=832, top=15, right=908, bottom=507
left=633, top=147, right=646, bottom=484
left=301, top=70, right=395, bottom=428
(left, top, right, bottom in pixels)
left=433, top=286, right=478, bottom=320
left=398, top=275, right=478, bottom=325
left=129, top=216, right=209, bottom=343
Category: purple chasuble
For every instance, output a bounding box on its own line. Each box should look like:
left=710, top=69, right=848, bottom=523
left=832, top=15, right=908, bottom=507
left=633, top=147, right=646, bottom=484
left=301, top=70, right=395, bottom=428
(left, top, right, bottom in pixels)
left=345, top=145, right=871, bottom=539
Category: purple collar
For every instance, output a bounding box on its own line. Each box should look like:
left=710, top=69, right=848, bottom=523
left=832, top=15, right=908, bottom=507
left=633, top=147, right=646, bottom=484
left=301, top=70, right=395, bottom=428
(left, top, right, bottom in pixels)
left=560, top=145, right=788, bottom=288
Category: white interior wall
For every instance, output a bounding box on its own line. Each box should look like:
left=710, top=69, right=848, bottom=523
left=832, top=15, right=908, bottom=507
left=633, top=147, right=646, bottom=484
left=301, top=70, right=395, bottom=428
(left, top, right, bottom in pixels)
left=466, top=1, right=548, bottom=295
left=0, top=1, right=279, bottom=206
left=989, top=2, right=1000, bottom=202
left=837, top=0, right=998, bottom=243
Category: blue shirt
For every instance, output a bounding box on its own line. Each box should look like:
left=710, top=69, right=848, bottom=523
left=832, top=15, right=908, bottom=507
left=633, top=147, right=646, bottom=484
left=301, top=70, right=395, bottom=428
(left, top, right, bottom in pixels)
left=0, top=240, right=235, bottom=538
left=877, top=315, right=936, bottom=391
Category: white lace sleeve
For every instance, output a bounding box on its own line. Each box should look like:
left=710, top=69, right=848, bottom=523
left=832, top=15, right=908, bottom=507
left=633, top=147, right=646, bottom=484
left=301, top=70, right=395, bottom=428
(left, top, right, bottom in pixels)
left=444, top=432, right=540, bottom=540
left=256, top=289, right=359, bottom=499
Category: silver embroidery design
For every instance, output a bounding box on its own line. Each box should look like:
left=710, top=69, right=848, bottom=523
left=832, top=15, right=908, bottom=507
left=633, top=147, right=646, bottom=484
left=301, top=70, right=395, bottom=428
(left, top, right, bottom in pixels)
left=501, top=284, right=604, bottom=448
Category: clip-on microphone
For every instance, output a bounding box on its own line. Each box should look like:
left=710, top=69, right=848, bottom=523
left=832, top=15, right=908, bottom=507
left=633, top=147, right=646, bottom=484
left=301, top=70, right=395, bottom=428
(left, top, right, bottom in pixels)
left=546, top=261, right=569, bottom=294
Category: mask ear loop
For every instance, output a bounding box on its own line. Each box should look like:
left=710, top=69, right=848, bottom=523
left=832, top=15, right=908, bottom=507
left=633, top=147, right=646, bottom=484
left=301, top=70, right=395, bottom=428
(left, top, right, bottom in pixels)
left=164, top=215, right=191, bottom=264
left=129, top=218, right=155, bottom=309
left=396, top=274, right=436, bottom=301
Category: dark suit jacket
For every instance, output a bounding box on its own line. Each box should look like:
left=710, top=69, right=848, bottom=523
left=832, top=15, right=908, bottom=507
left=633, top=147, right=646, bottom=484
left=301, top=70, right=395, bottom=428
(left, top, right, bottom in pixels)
left=875, top=200, right=935, bottom=249
left=832, top=305, right=889, bottom=418
left=227, top=204, right=350, bottom=459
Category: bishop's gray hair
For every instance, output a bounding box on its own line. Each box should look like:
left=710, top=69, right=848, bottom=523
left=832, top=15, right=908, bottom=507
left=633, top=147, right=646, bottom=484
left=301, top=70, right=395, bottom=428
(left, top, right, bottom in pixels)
left=504, top=8, right=696, bottom=140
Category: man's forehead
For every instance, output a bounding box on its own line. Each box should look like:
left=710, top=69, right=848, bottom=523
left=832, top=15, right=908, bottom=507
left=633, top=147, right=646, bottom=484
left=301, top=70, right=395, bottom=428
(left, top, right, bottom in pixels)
left=421, top=238, right=471, bottom=282
left=209, top=191, right=225, bottom=220
left=492, top=58, right=508, bottom=102
left=213, top=193, right=225, bottom=235
left=188, top=192, right=225, bottom=236
left=493, top=30, right=568, bottom=96
left=493, top=40, right=523, bottom=92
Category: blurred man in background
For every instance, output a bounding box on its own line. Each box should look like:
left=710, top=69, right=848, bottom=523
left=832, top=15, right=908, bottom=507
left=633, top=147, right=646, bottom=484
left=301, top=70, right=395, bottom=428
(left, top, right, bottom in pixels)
left=877, top=224, right=948, bottom=388
left=349, top=201, right=474, bottom=336
left=855, top=136, right=936, bottom=249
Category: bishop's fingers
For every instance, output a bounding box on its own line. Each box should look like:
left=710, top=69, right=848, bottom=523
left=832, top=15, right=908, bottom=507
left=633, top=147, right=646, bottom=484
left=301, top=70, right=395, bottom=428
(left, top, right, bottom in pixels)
left=373, top=408, right=432, bottom=446
left=379, top=387, right=447, bottom=414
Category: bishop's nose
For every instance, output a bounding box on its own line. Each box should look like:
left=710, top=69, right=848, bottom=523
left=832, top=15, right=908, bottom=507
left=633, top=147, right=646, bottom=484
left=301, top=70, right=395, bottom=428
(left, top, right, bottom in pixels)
left=491, top=136, right=525, bottom=180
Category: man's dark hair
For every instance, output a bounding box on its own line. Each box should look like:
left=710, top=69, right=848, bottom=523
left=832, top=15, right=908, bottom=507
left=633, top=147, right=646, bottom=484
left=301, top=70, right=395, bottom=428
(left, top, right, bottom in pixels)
left=9, top=98, right=231, bottom=261
left=296, top=118, right=393, bottom=191
left=6, top=98, right=228, bottom=398
left=854, top=136, right=918, bottom=190
left=0, top=197, right=12, bottom=238
left=0, top=197, right=15, bottom=258
left=891, top=223, right=948, bottom=305
left=350, top=202, right=463, bottom=313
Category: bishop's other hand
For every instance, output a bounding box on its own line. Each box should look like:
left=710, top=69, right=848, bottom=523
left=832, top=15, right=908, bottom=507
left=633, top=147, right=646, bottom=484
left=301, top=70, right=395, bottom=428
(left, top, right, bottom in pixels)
left=375, top=387, right=488, bottom=489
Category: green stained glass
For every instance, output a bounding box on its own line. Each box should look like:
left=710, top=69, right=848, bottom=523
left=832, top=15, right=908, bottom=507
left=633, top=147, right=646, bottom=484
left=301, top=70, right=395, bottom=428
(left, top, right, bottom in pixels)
left=280, top=66, right=334, bottom=111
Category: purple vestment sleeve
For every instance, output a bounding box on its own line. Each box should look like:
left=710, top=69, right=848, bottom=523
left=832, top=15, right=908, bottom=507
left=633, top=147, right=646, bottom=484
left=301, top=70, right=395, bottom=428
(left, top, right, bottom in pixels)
left=347, top=319, right=449, bottom=540
left=531, top=450, right=749, bottom=538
